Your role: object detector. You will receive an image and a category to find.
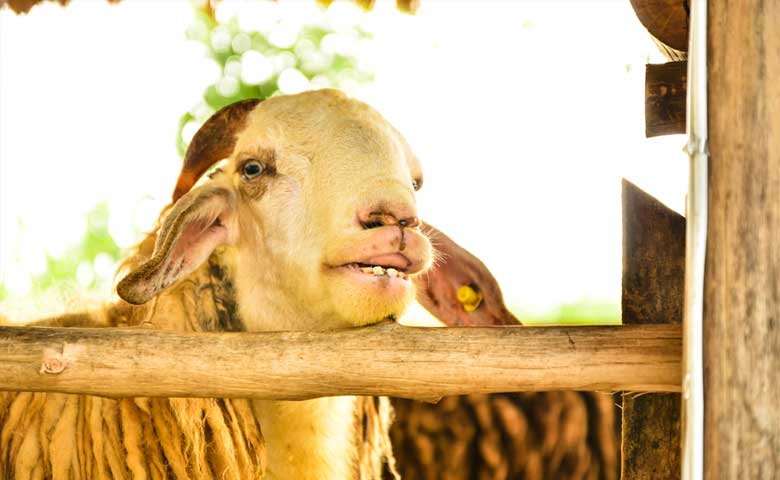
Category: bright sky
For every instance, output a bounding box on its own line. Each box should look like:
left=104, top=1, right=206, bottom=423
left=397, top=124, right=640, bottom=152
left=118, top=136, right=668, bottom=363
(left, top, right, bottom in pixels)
left=0, top=0, right=687, bottom=316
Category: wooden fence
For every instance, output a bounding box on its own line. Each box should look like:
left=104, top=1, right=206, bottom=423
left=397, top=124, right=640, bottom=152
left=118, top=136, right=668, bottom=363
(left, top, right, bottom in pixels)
left=0, top=322, right=680, bottom=401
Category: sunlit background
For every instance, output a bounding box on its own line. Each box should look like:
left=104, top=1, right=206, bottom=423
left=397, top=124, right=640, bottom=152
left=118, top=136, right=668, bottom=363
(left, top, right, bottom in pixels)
left=0, top=0, right=687, bottom=324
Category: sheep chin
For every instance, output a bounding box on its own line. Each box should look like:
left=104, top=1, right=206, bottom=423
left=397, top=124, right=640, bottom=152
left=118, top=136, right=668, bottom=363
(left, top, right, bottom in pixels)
left=321, top=266, right=416, bottom=327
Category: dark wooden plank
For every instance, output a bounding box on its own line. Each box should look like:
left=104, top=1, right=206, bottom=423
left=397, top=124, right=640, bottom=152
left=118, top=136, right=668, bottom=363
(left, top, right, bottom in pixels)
left=621, top=393, right=681, bottom=479
left=622, top=180, right=685, bottom=326
left=706, top=2, right=780, bottom=477
left=645, top=61, right=687, bottom=138
left=621, top=179, right=684, bottom=480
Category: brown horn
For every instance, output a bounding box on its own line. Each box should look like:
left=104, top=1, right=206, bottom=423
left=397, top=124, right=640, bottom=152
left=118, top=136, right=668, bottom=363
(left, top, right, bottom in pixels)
left=172, top=98, right=262, bottom=202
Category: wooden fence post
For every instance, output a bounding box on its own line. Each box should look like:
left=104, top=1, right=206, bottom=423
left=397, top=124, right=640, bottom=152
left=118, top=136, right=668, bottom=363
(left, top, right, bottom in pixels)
left=621, top=180, right=684, bottom=479
left=705, top=3, right=780, bottom=477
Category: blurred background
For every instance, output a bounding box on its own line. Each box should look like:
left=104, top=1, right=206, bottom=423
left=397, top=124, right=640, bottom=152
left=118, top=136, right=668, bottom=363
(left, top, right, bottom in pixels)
left=0, top=0, right=686, bottom=325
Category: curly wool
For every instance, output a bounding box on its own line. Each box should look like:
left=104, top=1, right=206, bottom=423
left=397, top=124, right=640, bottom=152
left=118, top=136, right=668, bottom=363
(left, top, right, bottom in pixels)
left=389, top=392, right=619, bottom=480
left=0, top=393, right=265, bottom=480
left=0, top=228, right=268, bottom=479
left=0, top=222, right=396, bottom=479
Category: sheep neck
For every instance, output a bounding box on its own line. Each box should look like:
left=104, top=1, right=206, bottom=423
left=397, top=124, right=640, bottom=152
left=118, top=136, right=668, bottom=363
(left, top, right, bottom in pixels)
left=201, top=250, right=365, bottom=479
left=252, top=397, right=360, bottom=480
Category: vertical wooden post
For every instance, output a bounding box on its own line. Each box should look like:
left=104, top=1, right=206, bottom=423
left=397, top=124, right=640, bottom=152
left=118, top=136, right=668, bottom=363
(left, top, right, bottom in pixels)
left=705, top=2, right=780, bottom=477
left=621, top=180, right=684, bottom=479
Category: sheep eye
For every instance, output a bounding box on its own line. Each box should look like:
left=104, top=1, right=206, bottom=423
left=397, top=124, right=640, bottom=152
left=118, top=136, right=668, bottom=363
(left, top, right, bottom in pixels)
left=412, top=178, right=422, bottom=191
left=242, top=160, right=264, bottom=179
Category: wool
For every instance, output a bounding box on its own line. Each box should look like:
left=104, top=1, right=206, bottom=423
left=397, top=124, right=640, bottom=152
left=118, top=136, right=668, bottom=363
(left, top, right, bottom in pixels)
left=389, top=392, right=619, bottom=480
left=0, top=392, right=269, bottom=479
left=2, top=91, right=465, bottom=479
left=1, top=229, right=266, bottom=480
left=0, top=240, right=392, bottom=479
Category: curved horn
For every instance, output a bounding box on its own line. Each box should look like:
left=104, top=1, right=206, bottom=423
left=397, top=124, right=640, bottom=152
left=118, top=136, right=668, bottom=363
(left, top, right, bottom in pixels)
left=172, top=98, right=262, bottom=202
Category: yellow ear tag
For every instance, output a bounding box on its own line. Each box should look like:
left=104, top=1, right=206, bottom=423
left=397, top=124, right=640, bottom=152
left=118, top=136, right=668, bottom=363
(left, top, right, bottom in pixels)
left=457, top=285, right=483, bottom=312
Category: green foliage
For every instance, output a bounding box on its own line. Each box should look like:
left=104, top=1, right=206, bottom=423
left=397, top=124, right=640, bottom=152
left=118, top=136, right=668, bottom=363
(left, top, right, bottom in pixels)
left=30, top=202, right=121, bottom=293
left=514, top=300, right=621, bottom=326
left=178, top=5, right=372, bottom=156
left=1, top=2, right=373, bottom=303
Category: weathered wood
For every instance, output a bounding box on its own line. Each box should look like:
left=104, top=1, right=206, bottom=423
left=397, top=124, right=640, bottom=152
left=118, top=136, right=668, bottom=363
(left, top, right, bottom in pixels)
left=621, top=393, right=681, bottom=479
left=622, top=180, right=685, bottom=326
left=645, top=61, right=687, bottom=137
left=706, top=2, right=780, bottom=477
left=629, top=0, right=689, bottom=60
left=621, top=180, right=684, bottom=479
left=0, top=323, right=681, bottom=400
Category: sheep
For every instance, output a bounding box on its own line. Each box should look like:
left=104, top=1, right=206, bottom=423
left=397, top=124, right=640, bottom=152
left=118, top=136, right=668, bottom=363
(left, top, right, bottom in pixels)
left=0, top=88, right=618, bottom=480
left=0, top=88, right=509, bottom=480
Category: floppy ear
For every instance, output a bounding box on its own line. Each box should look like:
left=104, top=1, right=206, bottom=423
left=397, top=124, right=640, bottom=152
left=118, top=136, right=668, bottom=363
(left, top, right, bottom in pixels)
left=117, top=186, right=237, bottom=305
left=118, top=99, right=260, bottom=305
left=414, top=223, right=522, bottom=326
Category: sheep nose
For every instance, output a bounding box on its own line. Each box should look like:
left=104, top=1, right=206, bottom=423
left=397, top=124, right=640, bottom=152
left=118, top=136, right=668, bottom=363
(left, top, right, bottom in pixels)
left=357, top=205, right=420, bottom=230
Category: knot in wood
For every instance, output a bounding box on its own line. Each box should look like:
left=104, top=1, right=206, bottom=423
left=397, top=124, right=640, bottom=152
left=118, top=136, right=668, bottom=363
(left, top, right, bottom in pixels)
left=40, top=355, right=67, bottom=374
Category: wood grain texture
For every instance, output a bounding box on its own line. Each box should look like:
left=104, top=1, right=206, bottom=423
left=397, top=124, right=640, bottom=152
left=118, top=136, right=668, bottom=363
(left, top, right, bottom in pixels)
left=622, top=180, right=686, bottom=326
left=621, top=180, right=684, bottom=480
left=621, top=393, right=681, bottom=479
left=629, top=0, right=689, bottom=57
left=706, top=1, right=780, bottom=477
left=0, top=323, right=681, bottom=400
left=646, top=61, right=687, bottom=137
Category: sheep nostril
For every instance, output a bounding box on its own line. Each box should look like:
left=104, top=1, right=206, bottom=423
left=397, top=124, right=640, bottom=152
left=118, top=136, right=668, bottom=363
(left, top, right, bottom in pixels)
left=360, top=211, right=395, bottom=230
left=361, top=220, right=384, bottom=230
left=398, top=217, right=419, bottom=229
left=357, top=207, right=418, bottom=230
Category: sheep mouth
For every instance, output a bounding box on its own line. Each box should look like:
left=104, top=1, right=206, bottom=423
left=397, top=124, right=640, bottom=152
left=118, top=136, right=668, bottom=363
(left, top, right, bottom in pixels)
left=339, top=262, right=411, bottom=280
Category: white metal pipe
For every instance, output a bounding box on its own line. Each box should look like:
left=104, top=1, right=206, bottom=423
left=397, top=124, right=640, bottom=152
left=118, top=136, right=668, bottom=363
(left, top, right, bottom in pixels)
left=682, top=0, right=708, bottom=478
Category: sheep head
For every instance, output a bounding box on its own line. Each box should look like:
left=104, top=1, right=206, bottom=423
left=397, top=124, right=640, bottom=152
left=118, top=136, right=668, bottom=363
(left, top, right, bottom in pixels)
left=118, top=89, right=433, bottom=329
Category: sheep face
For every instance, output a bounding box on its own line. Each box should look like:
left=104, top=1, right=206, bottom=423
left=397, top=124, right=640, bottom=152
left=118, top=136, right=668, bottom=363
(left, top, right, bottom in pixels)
left=229, top=90, right=433, bottom=329
left=118, top=89, right=433, bottom=330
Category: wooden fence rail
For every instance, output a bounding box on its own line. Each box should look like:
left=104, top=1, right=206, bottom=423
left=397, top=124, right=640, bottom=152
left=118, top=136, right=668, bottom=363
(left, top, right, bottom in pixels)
left=0, top=322, right=681, bottom=401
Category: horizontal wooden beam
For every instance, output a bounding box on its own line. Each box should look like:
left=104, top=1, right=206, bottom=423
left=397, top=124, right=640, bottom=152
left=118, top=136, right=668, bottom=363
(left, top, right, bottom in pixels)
left=0, top=323, right=681, bottom=401
left=645, top=61, right=687, bottom=137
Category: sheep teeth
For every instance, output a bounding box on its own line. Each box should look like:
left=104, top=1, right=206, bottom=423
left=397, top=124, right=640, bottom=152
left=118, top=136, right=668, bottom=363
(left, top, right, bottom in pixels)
left=356, top=265, right=408, bottom=279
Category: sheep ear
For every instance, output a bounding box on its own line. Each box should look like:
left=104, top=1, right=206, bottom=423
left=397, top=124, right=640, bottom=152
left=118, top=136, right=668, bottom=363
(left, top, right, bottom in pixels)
left=414, top=223, right=522, bottom=326
left=117, top=186, right=237, bottom=305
